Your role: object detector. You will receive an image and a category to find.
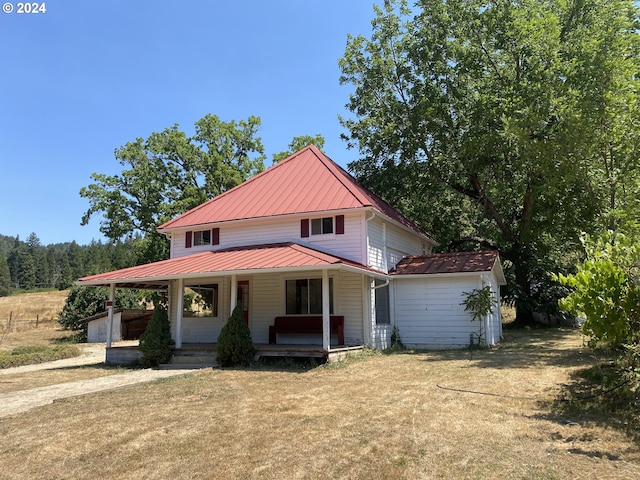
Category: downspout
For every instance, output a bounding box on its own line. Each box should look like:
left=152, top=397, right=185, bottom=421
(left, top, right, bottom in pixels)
left=363, top=210, right=376, bottom=347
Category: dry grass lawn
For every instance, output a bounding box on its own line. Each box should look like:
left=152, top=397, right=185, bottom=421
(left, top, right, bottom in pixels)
left=0, top=290, right=70, bottom=349
left=1, top=327, right=638, bottom=479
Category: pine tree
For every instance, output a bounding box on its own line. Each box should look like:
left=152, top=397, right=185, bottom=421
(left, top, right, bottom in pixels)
left=0, top=252, right=11, bottom=297
left=139, top=299, right=173, bottom=367
left=216, top=304, right=255, bottom=366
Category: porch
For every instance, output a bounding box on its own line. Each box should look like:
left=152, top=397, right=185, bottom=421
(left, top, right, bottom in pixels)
left=105, top=342, right=366, bottom=366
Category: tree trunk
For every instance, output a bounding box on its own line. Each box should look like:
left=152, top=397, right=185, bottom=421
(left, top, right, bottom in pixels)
left=505, top=243, right=538, bottom=327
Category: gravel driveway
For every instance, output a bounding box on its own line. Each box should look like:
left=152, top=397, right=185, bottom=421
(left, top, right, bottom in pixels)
left=0, top=344, right=201, bottom=418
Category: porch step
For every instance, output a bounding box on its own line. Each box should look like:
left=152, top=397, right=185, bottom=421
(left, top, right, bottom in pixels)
left=163, top=349, right=218, bottom=369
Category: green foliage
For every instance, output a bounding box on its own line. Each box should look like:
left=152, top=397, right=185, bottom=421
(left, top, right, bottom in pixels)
left=0, top=233, right=139, bottom=291
left=339, top=0, right=640, bottom=324
left=390, top=325, right=405, bottom=350
left=461, top=286, right=497, bottom=322
left=139, top=300, right=173, bottom=367
left=272, top=134, right=326, bottom=163
left=216, top=304, right=255, bottom=367
left=0, top=251, right=11, bottom=297
left=557, top=231, right=640, bottom=350
left=57, top=286, right=144, bottom=341
left=80, top=114, right=266, bottom=262
left=0, top=344, right=81, bottom=369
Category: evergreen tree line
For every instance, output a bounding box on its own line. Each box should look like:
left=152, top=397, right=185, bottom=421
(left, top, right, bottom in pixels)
left=0, top=232, right=138, bottom=296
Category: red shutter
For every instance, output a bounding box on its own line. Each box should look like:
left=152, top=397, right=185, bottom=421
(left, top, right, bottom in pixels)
left=185, top=231, right=192, bottom=248
left=336, top=215, right=345, bottom=235
left=212, top=227, right=220, bottom=245
left=301, top=219, right=309, bottom=238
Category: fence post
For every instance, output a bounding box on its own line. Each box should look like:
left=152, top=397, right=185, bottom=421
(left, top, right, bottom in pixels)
left=36, top=314, right=39, bottom=328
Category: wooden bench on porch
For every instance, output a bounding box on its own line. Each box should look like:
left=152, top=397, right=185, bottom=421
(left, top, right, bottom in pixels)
left=269, top=315, right=345, bottom=346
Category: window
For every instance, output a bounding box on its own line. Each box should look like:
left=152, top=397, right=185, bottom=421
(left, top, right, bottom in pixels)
left=184, top=284, right=219, bottom=317
left=185, top=228, right=220, bottom=248
left=301, top=215, right=344, bottom=238
left=194, top=229, right=211, bottom=246
left=311, top=217, right=333, bottom=235
left=375, top=284, right=390, bottom=325
left=286, top=278, right=334, bottom=315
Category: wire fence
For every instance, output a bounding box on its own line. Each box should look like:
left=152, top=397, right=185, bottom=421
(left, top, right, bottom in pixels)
left=0, top=312, right=59, bottom=338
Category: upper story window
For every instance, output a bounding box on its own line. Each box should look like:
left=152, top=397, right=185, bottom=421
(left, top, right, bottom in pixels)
left=301, top=215, right=344, bottom=238
left=194, top=229, right=211, bottom=246
left=185, top=228, right=220, bottom=248
left=311, top=217, right=334, bottom=235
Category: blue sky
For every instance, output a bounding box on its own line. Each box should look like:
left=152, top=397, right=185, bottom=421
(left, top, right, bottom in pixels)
left=0, top=0, right=377, bottom=246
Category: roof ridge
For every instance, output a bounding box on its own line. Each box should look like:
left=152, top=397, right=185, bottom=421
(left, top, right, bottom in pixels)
left=159, top=146, right=326, bottom=230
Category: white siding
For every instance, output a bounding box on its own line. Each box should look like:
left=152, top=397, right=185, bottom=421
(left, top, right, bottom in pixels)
left=337, top=270, right=365, bottom=346
left=169, top=212, right=365, bottom=263
left=483, top=272, right=503, bottom=346
left=87, top=312, right=122, bottom=343
left=394, top=276, right=483, bottom=348
left=367, top=216, right=429, bottom=272
left=170, top=277, right=230, bottom=343
left=249, top=273, right=281, bottom=344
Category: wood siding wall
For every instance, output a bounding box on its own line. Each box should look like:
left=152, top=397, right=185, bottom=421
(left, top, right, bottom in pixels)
left=367, top=217, right=428, bottom=272
left=169, top=212, right=365, bottom=264
left=166, top=269, right=366, bottom=347
left=393, top=276, right=483, bottom=348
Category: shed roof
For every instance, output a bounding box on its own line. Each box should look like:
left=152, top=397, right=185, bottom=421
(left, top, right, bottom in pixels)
left=391, top=251, right=506, bottom=284
left=158, top=145, right=433, bottom=241
left=77, top=242, right=385, bottom=289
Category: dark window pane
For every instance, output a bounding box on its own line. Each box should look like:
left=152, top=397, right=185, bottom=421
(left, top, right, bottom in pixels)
left=322, top=217, right=333, bottom=234
left=311, top=218, right=322, bottom=235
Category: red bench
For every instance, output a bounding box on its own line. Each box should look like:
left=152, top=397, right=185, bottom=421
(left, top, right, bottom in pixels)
left=269, top=315, right=345, bottom=345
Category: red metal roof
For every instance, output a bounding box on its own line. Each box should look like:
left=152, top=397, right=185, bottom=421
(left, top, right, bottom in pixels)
left=391, top=251, right=501, bottom=276
left=78, top=242, right=384, bottom=287
left=158, top=145, right=432, bottom=238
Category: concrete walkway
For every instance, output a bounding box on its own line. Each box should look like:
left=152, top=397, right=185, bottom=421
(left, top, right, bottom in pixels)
left=0, top=344, right=203, bottom=418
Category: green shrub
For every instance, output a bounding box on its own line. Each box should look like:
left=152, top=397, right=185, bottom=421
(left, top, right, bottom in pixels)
left=57, top=286, right=145, bottom=341
left=216, top=304, right=255, bottom=367
left=139, top=301, right=172, bottom=367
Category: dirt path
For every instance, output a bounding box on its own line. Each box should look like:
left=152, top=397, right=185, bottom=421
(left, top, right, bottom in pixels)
left=0, top=344, right=202, bottom=418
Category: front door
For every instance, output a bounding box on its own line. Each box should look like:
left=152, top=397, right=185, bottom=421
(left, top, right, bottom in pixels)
left=237, top=281, right=249, bottom=324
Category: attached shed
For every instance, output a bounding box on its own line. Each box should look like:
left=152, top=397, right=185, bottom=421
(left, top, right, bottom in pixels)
left=85, top=309, right=152, bottom=343
left=390, top=251, right=506, bottom=348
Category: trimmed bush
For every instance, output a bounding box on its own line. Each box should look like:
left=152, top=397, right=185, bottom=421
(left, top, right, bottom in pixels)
left=216, top=304, right=255, bottom=367
left=139, top=302, right=172, bottom=367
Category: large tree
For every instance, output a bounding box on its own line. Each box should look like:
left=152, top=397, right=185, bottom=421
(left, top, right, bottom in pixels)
left=272, top=134, right=326, bottom=162
left=80, top=114, right=266, bottom=263
left=339, top=0, right=640, bottom=324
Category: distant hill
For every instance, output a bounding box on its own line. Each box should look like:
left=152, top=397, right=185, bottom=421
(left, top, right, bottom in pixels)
left=0, top=233, right=138, bottom=294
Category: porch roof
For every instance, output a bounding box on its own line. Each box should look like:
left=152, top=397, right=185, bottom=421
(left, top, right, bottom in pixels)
left=77, top=242, right=386, bottom=290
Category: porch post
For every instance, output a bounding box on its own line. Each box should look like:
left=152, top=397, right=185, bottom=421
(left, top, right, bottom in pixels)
left=106, top=283, right=115, bottom=348
left=230, top=274, right=238, bottom=313
left=175, top=278, right=184, bottom=349
left=322, top=269, right=330, bottom=351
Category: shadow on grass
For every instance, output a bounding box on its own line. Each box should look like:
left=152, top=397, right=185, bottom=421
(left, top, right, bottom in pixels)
left=395, top=326, right=597, bottom=370
left=536, top=361, right=639, bottom=437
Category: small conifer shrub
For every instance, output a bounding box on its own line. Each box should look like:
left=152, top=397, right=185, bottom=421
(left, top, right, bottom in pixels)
left=139, top=300, right=172, bottom=367
left=216, top=304, right=255, bottom=367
